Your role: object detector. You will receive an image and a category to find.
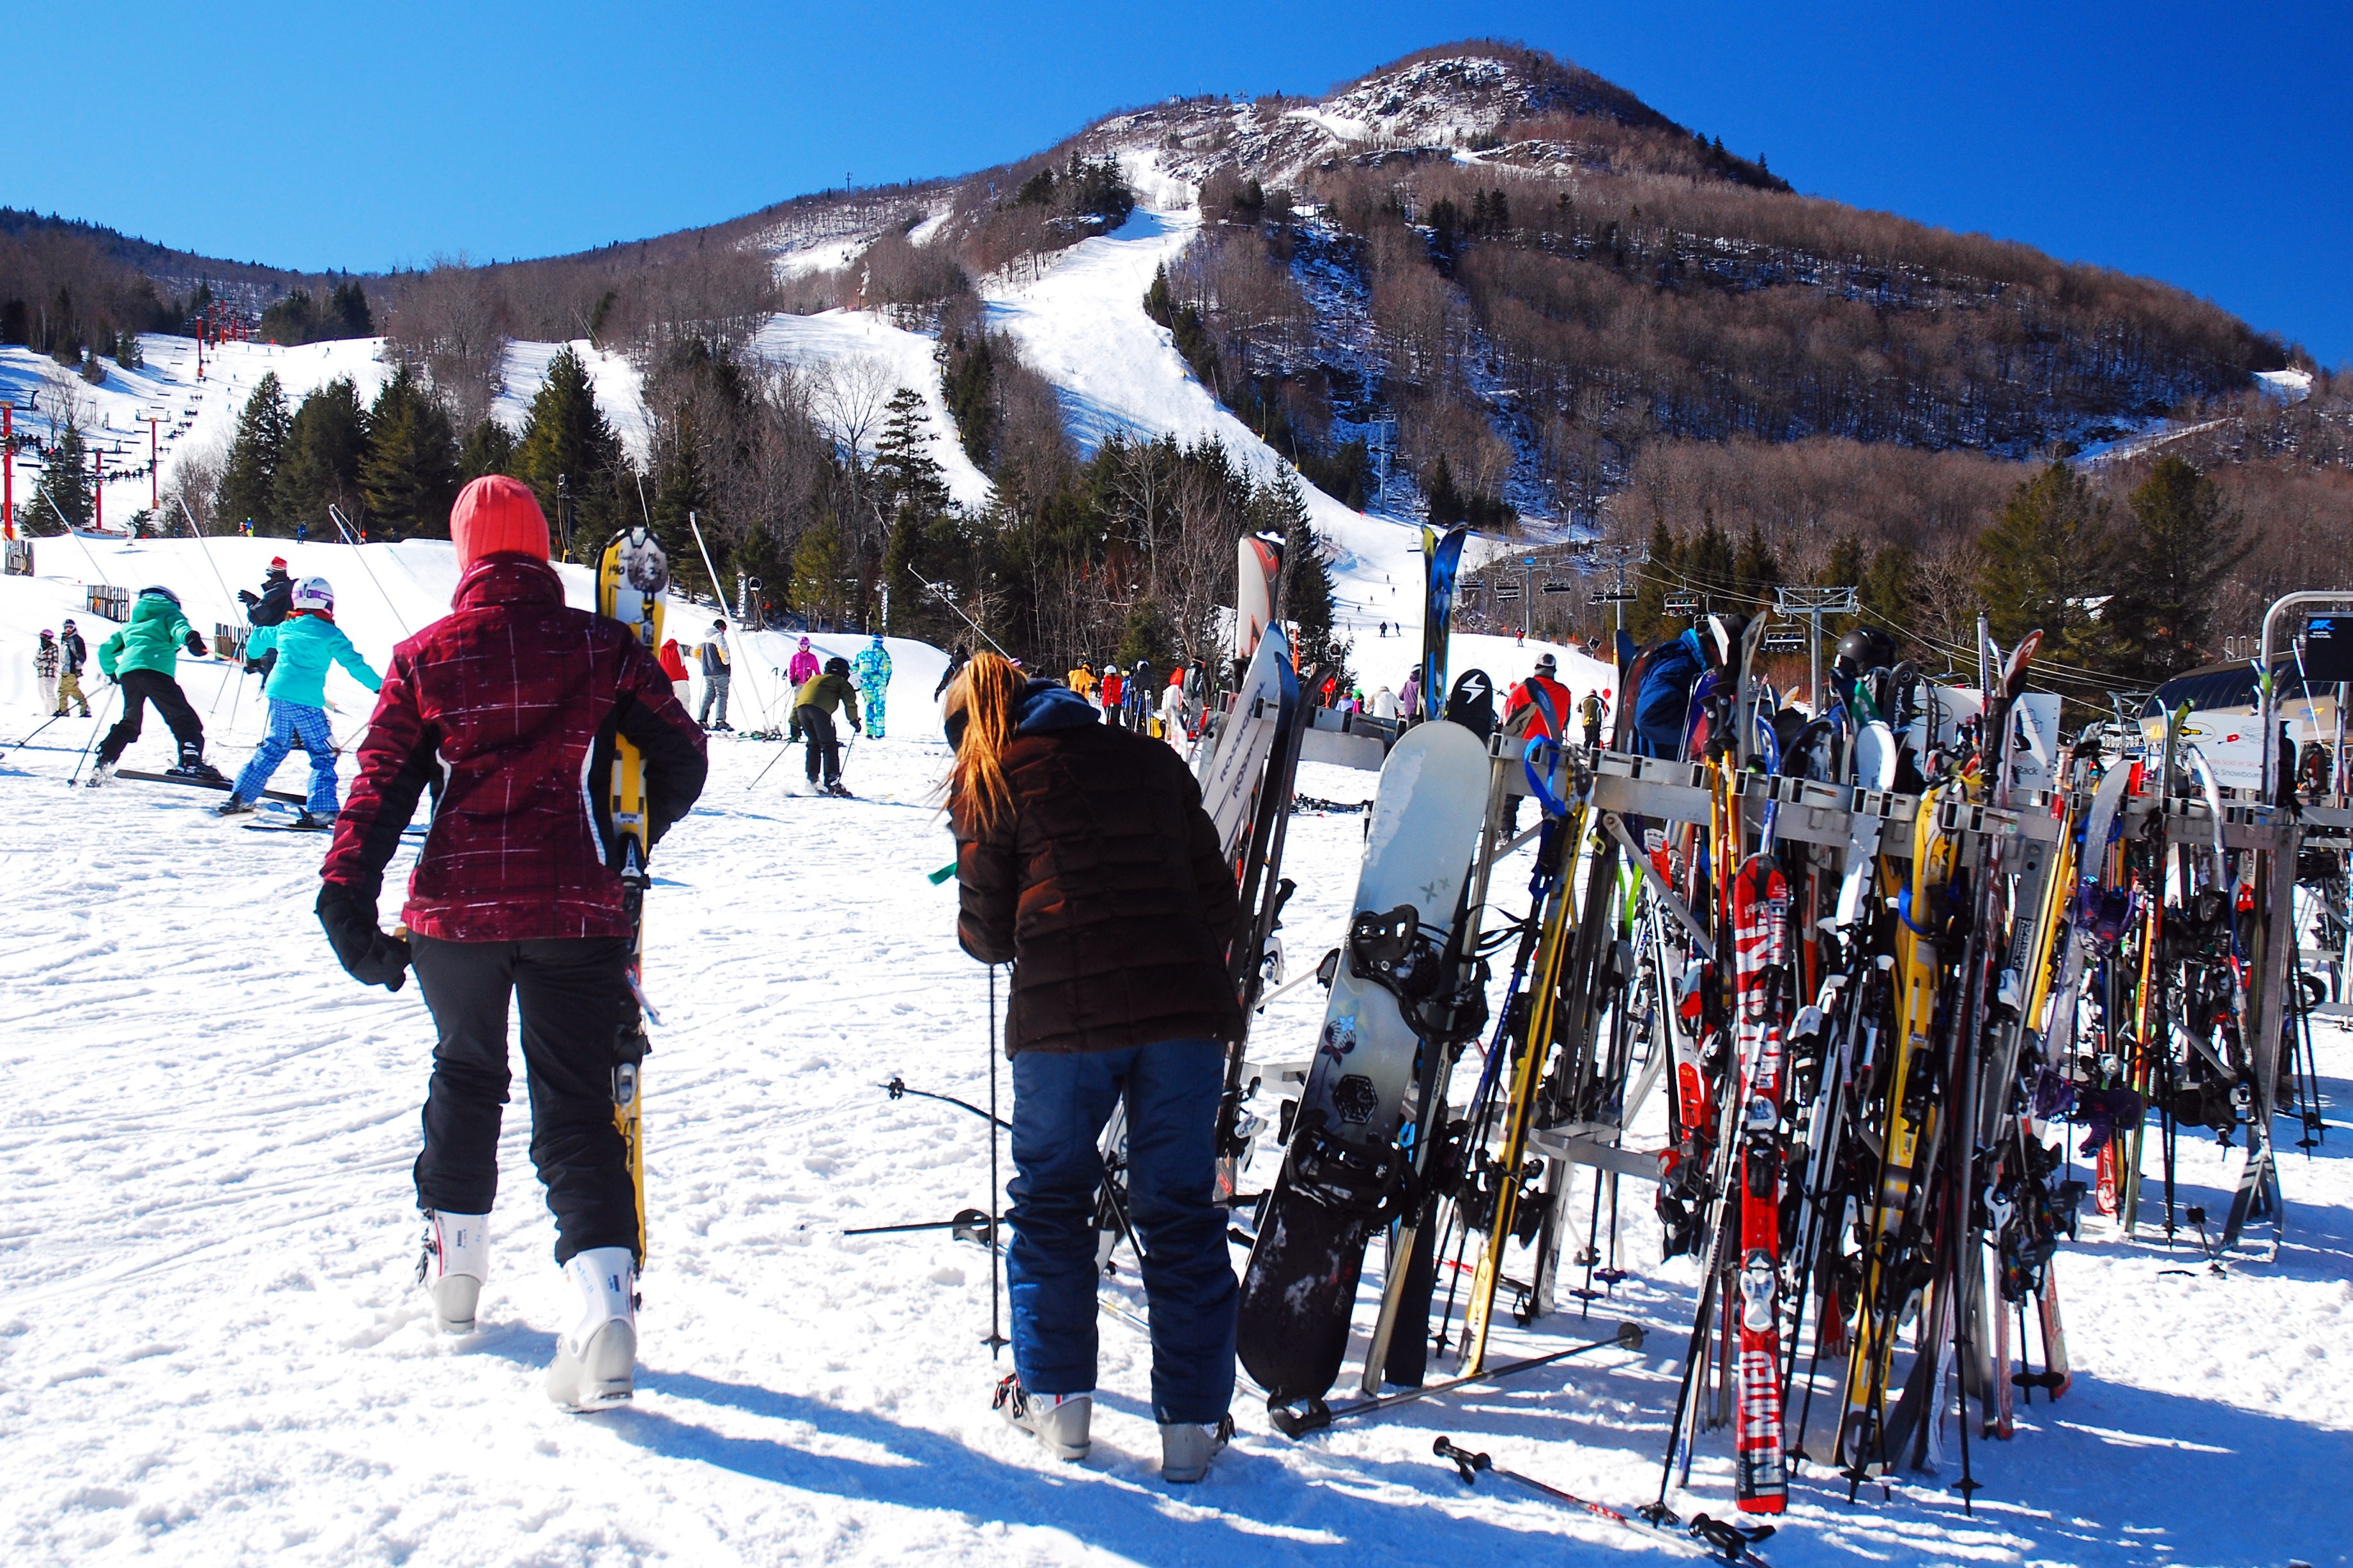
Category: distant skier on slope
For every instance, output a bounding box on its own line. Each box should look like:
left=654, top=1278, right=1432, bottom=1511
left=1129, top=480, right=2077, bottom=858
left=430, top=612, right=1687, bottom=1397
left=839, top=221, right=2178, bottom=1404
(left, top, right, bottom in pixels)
left=696, top=620, right=733, bottom=732
left=89, top=586, right=220, bottom=786
left=55, top=619, right=93, bottom=717
left=788, top=636, right=821, bottom=687
left=316, top=476, right=707, bottom=1413
left=217, top=577, right=382, bottom=824
left=793, top=655, right=861, bottom=796
left=946, top=650, right=1241, bottom=1484
left=852, top=633, right=891, bottom=738
left=34, top=629, right=60, bottom=715
left=238, top=556, right=296, bottom=627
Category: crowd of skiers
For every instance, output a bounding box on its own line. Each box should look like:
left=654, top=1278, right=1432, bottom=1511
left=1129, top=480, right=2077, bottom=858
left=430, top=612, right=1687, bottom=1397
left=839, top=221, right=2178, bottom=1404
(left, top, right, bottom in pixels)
left=33, top=476, right=1630, bottom=1486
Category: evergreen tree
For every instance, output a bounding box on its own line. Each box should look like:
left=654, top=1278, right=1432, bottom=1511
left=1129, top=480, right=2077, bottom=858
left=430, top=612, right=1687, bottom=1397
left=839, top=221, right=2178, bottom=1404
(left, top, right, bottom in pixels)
left=2114, top=455, right=2250, bottom=680
left=873, top=387, right=951, bottom=522
left=1733, top=522, right=1782, bottom=609
left=1685, top=509, right=1736, bottom=612
left=214, top=371, right=290, bottom=533
left=457, top=417, right=514, bottom=483
left=510, top=347, right=631, bottom=541
left=942, top=330, right=997, bottom=469
left=361, top=364, right=461, bottom=538
left=275, top=376, right=371, bottom=532
left=1425, top=454, right=1466, bottom=529
left=1860, top=542, right=1916, bottom=644
left=1974, top=461, right=2118, bottom=668
left=31, top=418, right=91, bottom=531
left=1265, top=470, right=1342, bottom=678
left=1820, top=532, right=1867, bottom=634
left=1632, top=517, right=1678, bottom=643
left=649, top=407, right=711, bottom=596
left=790, top=517, right=852, bottom=628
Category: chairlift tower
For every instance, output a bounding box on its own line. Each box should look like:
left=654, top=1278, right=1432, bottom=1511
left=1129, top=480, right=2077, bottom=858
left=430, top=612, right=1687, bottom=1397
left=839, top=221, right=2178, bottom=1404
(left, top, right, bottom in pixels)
left=1774, top=584, right=1859, bottom=713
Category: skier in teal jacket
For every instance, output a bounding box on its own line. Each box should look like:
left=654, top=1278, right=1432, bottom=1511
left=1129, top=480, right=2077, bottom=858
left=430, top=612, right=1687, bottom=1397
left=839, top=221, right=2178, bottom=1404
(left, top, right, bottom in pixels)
left=220, top=577, right=383, bottom=823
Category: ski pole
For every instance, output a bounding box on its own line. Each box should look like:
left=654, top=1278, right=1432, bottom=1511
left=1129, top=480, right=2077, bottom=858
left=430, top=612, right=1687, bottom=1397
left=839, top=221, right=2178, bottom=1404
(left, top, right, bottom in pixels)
left=985, top=965, right=1009, bottom=1357
left=69, top=683, right=120, bottom=785
left=881, top=1075, right=1011, bottom=1131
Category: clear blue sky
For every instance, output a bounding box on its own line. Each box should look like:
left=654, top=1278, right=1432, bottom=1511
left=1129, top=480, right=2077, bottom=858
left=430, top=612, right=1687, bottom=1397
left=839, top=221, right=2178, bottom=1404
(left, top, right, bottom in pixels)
left=15, top=1, right=2348, bottom=363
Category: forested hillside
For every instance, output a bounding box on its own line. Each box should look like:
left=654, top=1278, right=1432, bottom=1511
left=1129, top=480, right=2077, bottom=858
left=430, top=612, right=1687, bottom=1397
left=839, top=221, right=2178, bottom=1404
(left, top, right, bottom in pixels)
left=8, top=40, right=2340, bottom=692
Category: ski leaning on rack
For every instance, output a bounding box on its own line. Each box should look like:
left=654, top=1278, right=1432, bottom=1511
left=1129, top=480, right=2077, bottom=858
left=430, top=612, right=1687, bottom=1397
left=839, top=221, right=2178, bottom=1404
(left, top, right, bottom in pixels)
left=1237, top=719, right=1489, bottom=1407
left=597, top=526, right=668, bottom=1262
left=1728, top=851, right=1793, bottom=1513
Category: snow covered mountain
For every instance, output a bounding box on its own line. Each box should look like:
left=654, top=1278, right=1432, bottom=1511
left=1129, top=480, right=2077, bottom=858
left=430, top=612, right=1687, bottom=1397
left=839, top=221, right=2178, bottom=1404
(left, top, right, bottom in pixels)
left=2, top=42, right=2349, bottom=1568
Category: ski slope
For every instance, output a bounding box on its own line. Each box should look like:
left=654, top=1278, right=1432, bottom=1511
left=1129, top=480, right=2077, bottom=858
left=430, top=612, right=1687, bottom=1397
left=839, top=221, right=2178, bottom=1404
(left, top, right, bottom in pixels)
left=2, top=538, right=2350, bottom=1568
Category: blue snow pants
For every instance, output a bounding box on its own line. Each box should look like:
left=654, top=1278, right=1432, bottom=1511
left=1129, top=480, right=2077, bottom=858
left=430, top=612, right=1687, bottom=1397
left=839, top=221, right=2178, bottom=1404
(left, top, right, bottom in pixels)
left=1006, top=1038, right=1237, bottom=1424
left=233, top=699, right=341, bottom=814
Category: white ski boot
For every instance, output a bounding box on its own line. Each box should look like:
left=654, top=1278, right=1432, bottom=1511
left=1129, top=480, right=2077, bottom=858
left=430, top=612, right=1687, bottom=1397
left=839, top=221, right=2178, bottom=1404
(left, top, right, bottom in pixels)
left=415, top=1210, right=489, bottom=1334
left=84, top=761, right=116, bottom=788
left=993, top=1374, right=1091, bottom=1460
left=1160, top=1414, right=1234, bottom=1483
left=546, top=1246, right=637, bottom=1412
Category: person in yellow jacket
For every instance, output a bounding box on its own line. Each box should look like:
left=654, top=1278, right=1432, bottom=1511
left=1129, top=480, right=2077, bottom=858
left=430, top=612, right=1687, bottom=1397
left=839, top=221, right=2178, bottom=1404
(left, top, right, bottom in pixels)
left=1066, top=663, right=1098, bottom=702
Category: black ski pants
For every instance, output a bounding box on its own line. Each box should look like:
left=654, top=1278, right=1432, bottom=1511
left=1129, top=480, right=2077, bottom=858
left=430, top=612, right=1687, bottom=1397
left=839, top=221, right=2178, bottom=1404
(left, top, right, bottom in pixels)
left=410, top=934, right=639, bottom=1265
left=98, top=668, right=204, bottom=767
left=797, top=704, right=840, bottom=784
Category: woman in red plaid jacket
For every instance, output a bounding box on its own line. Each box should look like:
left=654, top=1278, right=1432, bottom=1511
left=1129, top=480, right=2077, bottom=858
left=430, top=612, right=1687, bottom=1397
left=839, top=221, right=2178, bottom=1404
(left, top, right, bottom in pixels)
left=318, top=476, right=707, bottom=1412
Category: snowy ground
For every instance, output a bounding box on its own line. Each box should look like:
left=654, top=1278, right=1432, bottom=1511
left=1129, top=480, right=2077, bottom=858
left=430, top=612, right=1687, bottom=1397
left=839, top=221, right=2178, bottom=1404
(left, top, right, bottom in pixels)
left=3, top=540, right=2349, bottom=1564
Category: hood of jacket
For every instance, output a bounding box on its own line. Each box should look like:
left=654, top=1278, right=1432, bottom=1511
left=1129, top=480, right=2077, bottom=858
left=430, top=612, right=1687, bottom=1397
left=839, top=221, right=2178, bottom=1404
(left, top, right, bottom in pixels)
left=1016, top=680, right=1100, bottom=735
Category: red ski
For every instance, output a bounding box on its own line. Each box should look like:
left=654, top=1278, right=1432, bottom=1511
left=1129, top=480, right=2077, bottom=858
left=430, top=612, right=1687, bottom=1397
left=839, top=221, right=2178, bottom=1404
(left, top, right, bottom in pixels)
left=1729, top=853, right=1793, bottom=1514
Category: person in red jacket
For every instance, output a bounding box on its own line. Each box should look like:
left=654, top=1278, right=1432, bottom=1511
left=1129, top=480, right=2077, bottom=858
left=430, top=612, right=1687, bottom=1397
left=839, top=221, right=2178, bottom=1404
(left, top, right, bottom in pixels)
left=1502, top=652, right=1574, bottom=739
left=657, top=637, right=690, bottom=688
left=1501, top=653, right=1576, bottom=829
left=316, top=476, right=707, bottom=1413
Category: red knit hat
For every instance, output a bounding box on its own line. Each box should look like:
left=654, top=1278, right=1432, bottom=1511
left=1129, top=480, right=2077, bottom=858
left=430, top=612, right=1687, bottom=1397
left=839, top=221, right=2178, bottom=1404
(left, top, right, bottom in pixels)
left=450, top=476, right=549, bottom=571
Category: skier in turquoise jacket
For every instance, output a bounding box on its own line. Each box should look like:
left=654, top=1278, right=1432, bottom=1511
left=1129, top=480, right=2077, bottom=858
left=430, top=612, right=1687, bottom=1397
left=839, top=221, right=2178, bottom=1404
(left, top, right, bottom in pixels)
left=220, top=577, right=383, bottom=823
left=851, top=634, right=891, bottom=738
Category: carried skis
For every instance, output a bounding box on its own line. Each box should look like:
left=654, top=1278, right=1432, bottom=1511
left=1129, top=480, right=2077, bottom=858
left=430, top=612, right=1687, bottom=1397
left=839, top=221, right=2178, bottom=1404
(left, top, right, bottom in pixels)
left=596, top=526, right=669, bottom=1263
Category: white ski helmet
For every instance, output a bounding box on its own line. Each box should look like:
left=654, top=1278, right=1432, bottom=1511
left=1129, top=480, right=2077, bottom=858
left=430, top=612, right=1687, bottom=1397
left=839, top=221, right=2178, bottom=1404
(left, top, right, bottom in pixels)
left=293, top=576, right=335, bottom=614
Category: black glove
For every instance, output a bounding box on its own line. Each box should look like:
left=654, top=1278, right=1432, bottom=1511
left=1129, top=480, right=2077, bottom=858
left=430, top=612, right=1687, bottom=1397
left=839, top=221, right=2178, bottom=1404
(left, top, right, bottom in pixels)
left=185, top=631, right=208, bottom=657
left=238, top=589, right=259, bottom=609
left=245, top=659, right=266, bottom=674
left=316, top=881, right=411, bottom=992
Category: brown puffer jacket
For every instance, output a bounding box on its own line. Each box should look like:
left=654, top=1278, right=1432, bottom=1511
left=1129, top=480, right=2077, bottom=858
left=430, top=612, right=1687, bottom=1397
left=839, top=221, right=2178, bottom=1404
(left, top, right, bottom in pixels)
left=954, top=681, right=1241, bottom=1054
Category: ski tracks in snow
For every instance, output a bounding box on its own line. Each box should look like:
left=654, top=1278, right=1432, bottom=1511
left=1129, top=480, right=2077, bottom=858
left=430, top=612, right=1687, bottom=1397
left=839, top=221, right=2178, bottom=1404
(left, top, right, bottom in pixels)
left=3, top=735, right=2351, bottom=1566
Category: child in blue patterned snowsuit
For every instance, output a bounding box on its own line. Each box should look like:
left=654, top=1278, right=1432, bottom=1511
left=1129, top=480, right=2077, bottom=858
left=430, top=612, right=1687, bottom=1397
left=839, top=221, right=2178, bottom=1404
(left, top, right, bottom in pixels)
left=851, top=635, right=891, bottom=738
left=220, top=577, right=381, bottom=819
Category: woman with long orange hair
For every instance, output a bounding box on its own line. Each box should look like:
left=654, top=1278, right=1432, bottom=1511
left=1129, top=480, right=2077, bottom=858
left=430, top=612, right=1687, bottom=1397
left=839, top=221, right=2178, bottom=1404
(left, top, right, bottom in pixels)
left=944, top=650, right=1243, bottom=1482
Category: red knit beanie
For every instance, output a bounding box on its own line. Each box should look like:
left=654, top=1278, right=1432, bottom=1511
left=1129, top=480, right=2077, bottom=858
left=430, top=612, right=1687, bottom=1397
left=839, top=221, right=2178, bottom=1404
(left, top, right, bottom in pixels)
left=450, top=476, right=550, bottom=571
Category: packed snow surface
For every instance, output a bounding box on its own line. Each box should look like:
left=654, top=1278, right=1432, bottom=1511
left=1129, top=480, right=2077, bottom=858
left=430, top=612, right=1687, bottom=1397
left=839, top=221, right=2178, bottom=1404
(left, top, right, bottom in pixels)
left=3, top=539, right=2350, bottom=1567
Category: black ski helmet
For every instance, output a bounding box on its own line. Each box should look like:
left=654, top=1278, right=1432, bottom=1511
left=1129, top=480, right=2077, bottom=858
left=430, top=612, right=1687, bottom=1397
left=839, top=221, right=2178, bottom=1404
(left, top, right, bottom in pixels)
left=1834, top=627, right=1896, bottom=678
left=824, top=655, right=851, bottom=676
left=139, top=585, right=182, bottom=607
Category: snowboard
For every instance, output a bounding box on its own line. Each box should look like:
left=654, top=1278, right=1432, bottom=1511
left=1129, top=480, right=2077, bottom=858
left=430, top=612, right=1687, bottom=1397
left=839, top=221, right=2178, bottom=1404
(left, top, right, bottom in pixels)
left=597, top=526, right=668, bottom=1265
left=1238, top=719, right=1489, bottom=1404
